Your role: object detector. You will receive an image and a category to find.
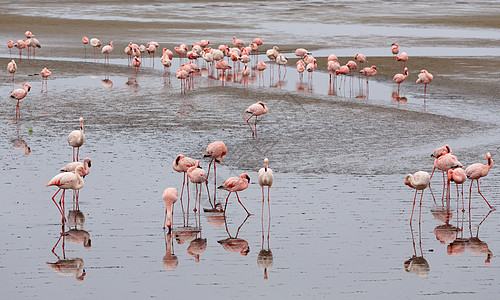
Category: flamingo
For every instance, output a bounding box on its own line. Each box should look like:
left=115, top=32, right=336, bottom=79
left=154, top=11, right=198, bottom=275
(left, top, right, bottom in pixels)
left=61, top=157, right=92, bottom=177
left=14, top=39, right=26, bottom=61
left=46, top=165, right=85, bottom=223
left=7, top=60, right=17, bottom=82
left=275, top=53, right=288, bottom=77
left=295, top=48, right=309, bottom=58
left=26, top=36, right=41, bottom=59
left=204, top=141, right=227, bottom=205
left=296, top=60, right=305, bottom=80
left=173, top=154, right=196, bottom=215
left=405, top=171, right=431, bottom=225
left=101, top=41, right=113, bottom=67
left=10, top=82, right=31, bottom=118
left=67, top=117, right=85, bottom=162
left=132, top=56, right=141, bottom=82
left=327, top=60, right=340, bottom=81
left=266, top=46, right=279, bottom=62
left=162, top=188, right=178, bottom=232
left=232, top=36, right=245, bottom=47
left=354, top=53, right=366, bottom=67
left=147, top=43, right=156, bottom=66
left=218, top=173, right=251, bottom=215
left=465, top=153, right=494, bottom=210
left=391, top=43, right=399, bottom=56
left=328, top=54, right=338, bottom=62
left=187, top=160, right=208, bottom=213
left=82, top=36, right=89, bottom=57
left=431, top=145, right=452, bottom=159
left=7, top=40, right=15, bottom=55
left=431, top=152, right=463, bottom=181
left=245, top=101, right=268, bottom=138
left=215, top=60, right=231, bottom=83
left=90, top=38, right=101, bottom=59
left=306, top=59, right=317, bottom=81
left=416, top=70, right=433, bottom=100
left=241, top=63, right=250, bottom=78
left=346, top=60, right=357, bottom=74
left=393, top=67, right=408, bottom=95
left=258, top=158, right=274, bottom=216
left=359, top=65, right=377, bottom=83
left=41, top=67, right=52, bottom=92
left=396, top=52, right=408, bottom=68
left=25, top=31, right=32, bottom=38
left=447, top=168, right=467, bottom=212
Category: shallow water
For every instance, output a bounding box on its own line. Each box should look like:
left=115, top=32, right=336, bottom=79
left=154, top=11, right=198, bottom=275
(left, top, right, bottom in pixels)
left=2, top=0, right=500, bottom=298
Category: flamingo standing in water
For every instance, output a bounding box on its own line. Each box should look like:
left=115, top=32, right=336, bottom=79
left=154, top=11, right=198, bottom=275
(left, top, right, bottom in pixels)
left=465, top=153, right=494, bottom=210
left=101, top=41, right=113, bottom=67
left=327, top=60, right=340, bottom=81
left=258, top=158, right=274, bottom=217
left=41, top=67, right=52, bottom=93
left=26, top=36, right=41, bottom=59
left=46, top=165, right=85, bottom=223
left=7, top=40, right=15, bottom=55
left=416, top=70, right=433, bottom=100
left=245, top=101, right=269, bottom=138
left=218, top=173, right=251, bottom=215
left=132, top=56, right=141, bottom=82
left=204, top=141, right=227, bottom=205
left=232, top=36, right=245, bottom=48
left=162, top=187, right=178, bottom=232
left=82, top=36, right=89, bottom=57
left=61, top=157, right=92, bottom=177
left=354, top=53, right=366, bottom=68
left=393, top=67, right=408, bottom=95
left=359, top=65, right=377, bottom=83
left=405, top=171, right=431, bottom=225
left=173, top=154, right=196, bottom=215
left=10, top=82, right=31, bottom=118
left=7, top=60, right=17, bottom=82
left=187, top=160, right=208, bottom=213
left=90, top=38, right=101, bottom=59
left=67, top=117, right=85, bottom=162
left=14, top=39, right=27, bottom=61
left=447, top=168, right=467, bottom=212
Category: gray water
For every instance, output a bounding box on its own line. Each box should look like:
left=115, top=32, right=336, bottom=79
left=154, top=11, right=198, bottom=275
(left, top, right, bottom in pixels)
left=1, top=0, right=500, bottom=298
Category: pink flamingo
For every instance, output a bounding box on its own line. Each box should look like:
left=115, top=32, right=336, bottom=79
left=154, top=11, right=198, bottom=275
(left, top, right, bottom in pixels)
left=405, top=171, right=430, bottom=225
left=61, top=157, right=92, bottom=177
left=41, top=67, right=52, bottom=93
left=256, top=61, right=267, bottom=84
left=431, top=145, right=452, bottom=159
left=124, top=43, right=132, bottom=67
left=26, top=36, right=41, bottom=59
left=90, top=38, right=101, bottom=59
left=275, top=53, right=288, bottom=77
left=447, top=168, right=467, bottom=212
left=359, top=65, right=377, bottom=83
left=14, top=39, right=26, bottom=61
left=162, top=188, right=178, bottom=232
left=25, top=31, right=33, bottom=38
left=354, top=53, right=366, bottom=68
left=253, top=37, right=263, bottom=46
left=46, top=165, right=85, bottom=223
left=232, top=36, right=245, bottom=48
left=7, top=40, right=15, bottom=55
left=187, top=160, right=208, bottom=213
left=245, top=101, right=268, bottom=138
left=328, top=54, right=338, bottom=62
left=218, top=173, right=251, bottom=215
left=393, top=67, right=408, bottom=95
left=10, top=82, right=31, bottom=118
left=215, top=60, right=231, bottom=84
left=327, top=60, right=340, bottom=81
left=346, top=60, right=357, bottom=74
left=391, top=43, right=399, bottom=56
left=82, top=36, right=89, bottom=57
left=396, top=52, right=408, bottom=68
left=67, top=117, right=85, bottom=162
left=101, top=41, right=113, bottom=67
left=132, top=56, right=141, bottom=82
left=258, top=158, right=274, bottom=215
left=7, top=60, right=17, bottom=82
left=204, top=141, right=227, bottom=205
left=295, top=48, right=309, bottom=58
left=465, top=153, right=494, bottom=210
left=147, top=43, right=156, bottom=67
left=416, top=70, right=433, bottom=100
left=173, top=154, right=196, bottom=215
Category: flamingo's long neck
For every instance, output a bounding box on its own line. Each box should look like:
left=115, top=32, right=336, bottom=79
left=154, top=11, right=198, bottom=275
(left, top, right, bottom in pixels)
left=75, top=167, right=85, bottom=189
left=487, top=156, right=493, bottom=168
left=404, top=174, right=415, bottom=188
left=265, top=161, right=268, bottom=172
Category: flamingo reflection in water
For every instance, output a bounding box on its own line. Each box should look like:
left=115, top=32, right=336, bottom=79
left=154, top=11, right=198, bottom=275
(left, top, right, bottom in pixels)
left=405, top=222, right=430, bottom=277
left=447, top=209, right=493, bottom=265
left=11, top=124, right=31, bottom=155
left=257, top=191, right=273, bottom=280
left=163, top=231, right=178, bottom=270
left=218, top=215, right=250, bottom=256
left=47, top=230, right=86, bottom=281
left=204, top=202, right=226, bottom=227
left=187, top=231, right=207, bottom=263
left=67, top=209, right=86, bottom=230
